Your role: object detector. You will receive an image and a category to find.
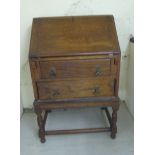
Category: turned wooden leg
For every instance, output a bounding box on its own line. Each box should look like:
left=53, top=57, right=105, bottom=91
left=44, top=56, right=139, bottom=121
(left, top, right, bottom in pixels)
left=111, top=104, right=119, bottom=139
left=35, top=109, right=46, bottom=143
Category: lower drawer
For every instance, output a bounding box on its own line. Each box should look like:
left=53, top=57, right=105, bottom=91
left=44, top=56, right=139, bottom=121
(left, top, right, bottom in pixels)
left=37, top=77, right=115, bottom=100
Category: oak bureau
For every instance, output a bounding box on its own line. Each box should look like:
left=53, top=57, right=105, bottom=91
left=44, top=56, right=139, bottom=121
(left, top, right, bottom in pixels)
left=29, top=15, right=121, bottom=143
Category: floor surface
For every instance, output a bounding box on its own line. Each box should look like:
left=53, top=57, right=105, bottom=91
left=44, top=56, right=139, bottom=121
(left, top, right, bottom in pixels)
left=20, top=103, right=134, bottom=155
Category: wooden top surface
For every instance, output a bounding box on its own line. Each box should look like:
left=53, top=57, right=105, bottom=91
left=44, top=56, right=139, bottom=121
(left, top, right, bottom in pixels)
left=29, top=15, right=120, bottom=58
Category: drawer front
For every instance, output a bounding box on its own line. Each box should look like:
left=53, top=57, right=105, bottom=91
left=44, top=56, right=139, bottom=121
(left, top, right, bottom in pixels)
left=37, top=77, right=115, bottom=100
left=39, top=58, right=111, bottom=79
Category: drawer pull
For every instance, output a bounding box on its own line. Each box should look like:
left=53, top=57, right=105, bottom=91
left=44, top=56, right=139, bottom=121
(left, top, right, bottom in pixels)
left=95, top=65, right=102, bottom=76
left=49, top=67, right=56, bottom=77
left=52, top=89, right=60, bottom=97
left=92, top=86, right=100, bottom=95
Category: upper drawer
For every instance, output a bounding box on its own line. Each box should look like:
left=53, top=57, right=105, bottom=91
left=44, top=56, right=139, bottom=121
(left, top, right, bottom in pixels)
left=39, top=58, right=111, bottom=79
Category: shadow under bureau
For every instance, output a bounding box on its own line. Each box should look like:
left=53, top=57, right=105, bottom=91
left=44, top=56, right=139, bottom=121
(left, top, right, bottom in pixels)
left=29, top=15, right=121, bottom=143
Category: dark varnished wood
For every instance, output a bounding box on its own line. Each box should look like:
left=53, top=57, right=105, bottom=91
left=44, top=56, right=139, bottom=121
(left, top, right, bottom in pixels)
left=34, top=104, right=117, bottom=137
left=36, top=77, right=115, bottom=100
left=39, top=58, right=111, bottom=79
left=111, top=103, right=119, bottom=139
left=101, top=107, right=112, bottom=127
left=43, top=110, right=49, bottom=128
left=34, top=108, right=46, bottom=143
left=45, top=127, right=111, bottom=135
left=34, top=97, right=119, bottom=110
left=29, top=15, right=121, bottom=143
left=29, top=15, right=120, bottom=58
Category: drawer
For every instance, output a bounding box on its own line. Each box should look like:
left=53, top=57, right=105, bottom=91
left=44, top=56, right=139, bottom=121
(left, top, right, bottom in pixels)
left=37, top=77, right=115, bottom=100
left=39, top=58, right=111, bottom=79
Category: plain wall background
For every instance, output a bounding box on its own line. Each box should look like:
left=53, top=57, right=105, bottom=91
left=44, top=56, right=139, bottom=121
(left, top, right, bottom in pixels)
left=125, top=42, right=134, bottom=116
left=20, top=0, right=134, bottom=108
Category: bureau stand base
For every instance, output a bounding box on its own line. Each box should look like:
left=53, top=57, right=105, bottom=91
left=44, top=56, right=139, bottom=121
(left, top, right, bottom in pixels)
left=45, top=127, right=111, bottom=135
left=34, top=102, right=119, bottom=143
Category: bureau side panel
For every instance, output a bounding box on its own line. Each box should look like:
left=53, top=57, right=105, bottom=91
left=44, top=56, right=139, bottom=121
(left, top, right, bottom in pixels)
left=114, top=55, right=121, bottom=97
left=29, top=60, right=39, bottom=99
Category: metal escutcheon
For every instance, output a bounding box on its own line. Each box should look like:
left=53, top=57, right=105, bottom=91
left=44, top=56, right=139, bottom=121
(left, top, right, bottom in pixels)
left=51, top=89, right=60, bottom=97
left=92, top=86, right=100, bottom=95
left=95, top=65, right=102, bottom=76
left=49, top=67, right=56, bottom=77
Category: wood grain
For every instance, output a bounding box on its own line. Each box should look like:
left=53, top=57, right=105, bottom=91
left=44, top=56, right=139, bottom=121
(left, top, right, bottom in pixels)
left=45, top=128, right=111, bottom=135
left=29, top=15, right=121, bottom=142
left=29, top=15, right=120, bottom=58
left=37, top=77, right=115, bottom=100
left=39, top=58, right=111, bottom=79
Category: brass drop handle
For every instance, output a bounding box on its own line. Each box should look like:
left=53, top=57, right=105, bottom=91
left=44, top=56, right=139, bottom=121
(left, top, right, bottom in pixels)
left=95, top=65, right=102, bottom=76
left=49, top=67, right=56, bottom=77
left=92, top=86, right=100, bottom=95
left=52, top=89, right=60, bottom=97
